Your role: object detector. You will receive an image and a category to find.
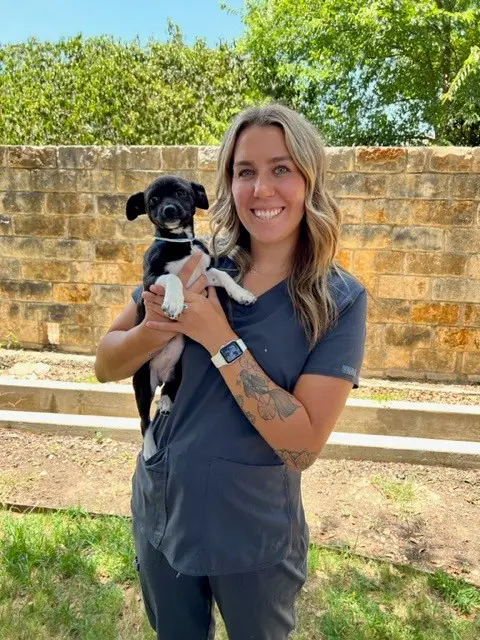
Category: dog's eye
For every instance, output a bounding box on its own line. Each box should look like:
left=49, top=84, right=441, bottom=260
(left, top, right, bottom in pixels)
left=176, top=189, right=187, bottom=198
left=149, top=197, right=158, bottom=206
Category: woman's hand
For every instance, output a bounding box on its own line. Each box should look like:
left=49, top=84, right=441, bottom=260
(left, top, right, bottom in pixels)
left=141, top=253, right=208, bottom=343
left=144, top=284, right=237, bottom=356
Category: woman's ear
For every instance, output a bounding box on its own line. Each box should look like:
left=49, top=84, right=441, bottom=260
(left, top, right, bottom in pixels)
left=126, top=192, right=146, bottom=220
left=191, top=182, right=209, bottom=210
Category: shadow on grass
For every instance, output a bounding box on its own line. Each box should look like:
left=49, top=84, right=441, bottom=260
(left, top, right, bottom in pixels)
left=0, top=506, right=479, bottom=639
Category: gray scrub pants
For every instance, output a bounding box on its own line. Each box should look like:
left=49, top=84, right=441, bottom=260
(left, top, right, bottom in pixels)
left=132, top=520, right=308, bottom=639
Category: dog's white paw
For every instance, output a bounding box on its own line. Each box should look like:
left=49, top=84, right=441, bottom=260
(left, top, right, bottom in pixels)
left=162, top=297, right=185, bottom=320
left=235, top=289, right=257, bottom=306
left=157, top=395, right=172, bottom=415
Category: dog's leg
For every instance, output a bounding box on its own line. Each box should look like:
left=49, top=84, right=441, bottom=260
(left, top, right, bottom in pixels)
left=155, top=273, right=185, bottom=320
left=206, top=268, right=256, bottom=305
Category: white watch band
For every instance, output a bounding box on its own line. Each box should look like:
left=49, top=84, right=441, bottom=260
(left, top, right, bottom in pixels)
left=211, top=338, right=247, bottom=368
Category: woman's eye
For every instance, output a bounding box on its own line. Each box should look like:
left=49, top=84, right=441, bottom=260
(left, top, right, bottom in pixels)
left=274, top=165, right=289, bottom=175
left=176, top=188, right=187, bottom=197
left=238, top=169, right=253, bottom=177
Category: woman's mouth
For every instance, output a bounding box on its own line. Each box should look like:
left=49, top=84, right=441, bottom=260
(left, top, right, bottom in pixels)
left=251, top=207, right=285, bottom=220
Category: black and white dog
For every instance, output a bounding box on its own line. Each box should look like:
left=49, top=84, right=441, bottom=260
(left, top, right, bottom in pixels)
left=126, top=175, right=255, bottom=458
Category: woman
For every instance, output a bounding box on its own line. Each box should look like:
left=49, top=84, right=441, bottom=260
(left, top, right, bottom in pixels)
left=95, top=103, right=367, bottom=639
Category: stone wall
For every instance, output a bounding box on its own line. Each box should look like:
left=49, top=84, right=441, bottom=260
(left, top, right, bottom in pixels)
left=0, top=145, right=479, bottom=385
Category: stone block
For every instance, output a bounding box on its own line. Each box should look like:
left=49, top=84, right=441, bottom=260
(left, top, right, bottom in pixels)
left=197, top=170, right=217, bottom=201
left=76, top=170, right=115, bottom=193
left=22, top=260, right=70, bottom=282
left=97, top=194, right=129, bottom=217
left=472, top=148, right=480, bottom=173
left=445, top=229, right=480, bottom=254
left=68, top=217, right=116, bottom=240
left=0, top=280, right=52, bottom=301
left=116, top=170, right=160, bottom=194
left=92, top=307, right=113, bottom=327
left=325, top=148, right=354, bottom=172
left=340, top=224, right=391, bottom=249
left=336, top=249, right=353, bottom=271
left=464, top=304, right=480, bottom=326
left=8, top=147, right=56, bottom=168
left=115, top=146, right=163, bottom=170
left=354, top=249, right=405, bottom=274
left=162, top=146, right=197, bottom=170
left=428, top=148, right=474, bottom=173
left=53, top=283, right=92, bottom=304
left=468, top=255, right=480, bottom=279
left=1, top=191, right=45, bottom=214
left=0, top=214, right=12, bottom=235
left=198, top=146, right=219, bottom=171
left=378, top=275, right=430, bottom=300
left=43, top=238, right=93, bottom=261
left=59, top=325, right=94, bottom=348
left=435, top=327, right=480, bottom=351
left=93, top=284, right=129, bottom=306
left=57, top=146, right=117, bottom=170
left=411, top=302, right=460, bottom=325
left=385, top=324, right=432, bottom=348
left=432, top=278, right=467, bottom=302
left=116, top=217, right=152, bottom=240
left=384, top=347, right=411, bottom=369
left=0, top=147, right=7, bottom=166
left=452, top=174, right=480, bottom=200
left=463, top=352, right=480, bottom=374
left=465, top=281, right=480, bottom=303
left=95, top=240, right=135, bottom=263
left=46, top=192, right=96, bottom=215
left=0, top=236, right=43, bottom=258
left=336, top=198, right=363, bottom=224
left=355, top=148, right=406, bottom=172
left=406, top=148, right=432, bottom=173
left=40, top=303, right=93, bottom=326
left=31, top=169, right=77, bottom=193
left=134, top=242, right=152, bottom=263
left=408, top=174, right=452, bottom=199
left=118, top=262, right=143, bottom=285
left=405, top=252, right=467, bottom=276
left=0, top=257, right=21, bottom=279
left=0, top=168, right=32, bottom=191
left=70, top=262, right=121, bottom=285
left=410, top=349, right=456, bottom=372
left=392, top=226, right=443, bottom=251
left=330, top=173, right=387, bottom=198
left=14, top=215, right=67, bottom=237
left=410, top=200, right=476, bottom=226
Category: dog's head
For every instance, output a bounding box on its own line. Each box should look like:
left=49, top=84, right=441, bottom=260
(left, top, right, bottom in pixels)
left=125, top=175, right=209, bottom=235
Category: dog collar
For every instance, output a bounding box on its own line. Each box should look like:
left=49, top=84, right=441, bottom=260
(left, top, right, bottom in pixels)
left=153, top=237, right=194, bottom=243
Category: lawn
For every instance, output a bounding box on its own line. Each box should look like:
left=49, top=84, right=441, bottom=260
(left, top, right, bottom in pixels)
left=0, top=507, right=478, bottom=639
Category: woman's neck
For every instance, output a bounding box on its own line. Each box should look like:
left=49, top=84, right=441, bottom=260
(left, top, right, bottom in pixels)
left=250, top=238, right=295, bottom=276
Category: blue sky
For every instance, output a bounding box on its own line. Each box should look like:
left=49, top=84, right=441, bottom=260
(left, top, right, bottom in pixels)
left=0, top=0, right=245, bottom=46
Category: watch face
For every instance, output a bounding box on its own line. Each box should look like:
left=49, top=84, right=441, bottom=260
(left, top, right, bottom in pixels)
left=220, top=341, right=243, bottom=363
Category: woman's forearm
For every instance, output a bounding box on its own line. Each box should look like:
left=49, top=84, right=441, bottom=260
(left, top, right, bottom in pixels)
left=94, top=323, right=171, bottom=383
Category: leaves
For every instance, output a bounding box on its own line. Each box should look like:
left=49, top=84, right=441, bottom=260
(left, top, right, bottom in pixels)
left=0, top=30, right=261, bottom=145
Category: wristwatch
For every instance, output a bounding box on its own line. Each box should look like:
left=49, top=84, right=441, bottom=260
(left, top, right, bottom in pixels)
left=211, top=338, right=247, bottom=368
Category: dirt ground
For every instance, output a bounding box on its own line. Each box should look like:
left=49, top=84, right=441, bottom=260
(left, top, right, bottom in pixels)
left=0, top=347, right=479, bottom=587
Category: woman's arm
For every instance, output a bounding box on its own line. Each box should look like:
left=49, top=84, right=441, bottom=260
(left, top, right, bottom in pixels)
left=94, top=254, right=207, bottom=383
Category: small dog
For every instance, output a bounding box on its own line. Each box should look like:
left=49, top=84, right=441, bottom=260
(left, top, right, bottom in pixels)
left=126, top=175, right=256, bottom=457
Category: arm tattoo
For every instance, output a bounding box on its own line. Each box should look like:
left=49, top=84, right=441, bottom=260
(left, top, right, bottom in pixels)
left=274, top=449, right=318, bottom=472
left=236, top=353, right=301, bottom=421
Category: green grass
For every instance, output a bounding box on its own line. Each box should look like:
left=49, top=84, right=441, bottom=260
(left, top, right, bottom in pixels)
left=0, top=507, right=478, bottom=639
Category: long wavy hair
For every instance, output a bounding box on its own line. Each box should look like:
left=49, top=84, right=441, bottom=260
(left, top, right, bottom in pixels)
left=209, top=103, right=354, bottom=348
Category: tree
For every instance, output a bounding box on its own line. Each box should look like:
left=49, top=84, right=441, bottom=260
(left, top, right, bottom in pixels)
left=238, top=0, right=480, bottom=145
left=0, top=25, right=262, bottom=145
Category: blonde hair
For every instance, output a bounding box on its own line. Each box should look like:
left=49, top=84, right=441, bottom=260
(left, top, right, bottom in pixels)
left=209, top=103, right=354, bottom=348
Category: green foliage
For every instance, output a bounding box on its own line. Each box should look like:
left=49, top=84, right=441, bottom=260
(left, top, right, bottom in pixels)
left=239, top=0, right=480, bottom=145
left=0, top=25, right=262, bottom=146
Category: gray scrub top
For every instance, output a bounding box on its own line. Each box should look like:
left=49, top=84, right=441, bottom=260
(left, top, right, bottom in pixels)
left=130, top=259, right=367, bottom=576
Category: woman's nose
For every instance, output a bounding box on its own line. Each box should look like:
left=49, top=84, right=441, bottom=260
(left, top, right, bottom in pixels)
left=253, top=175, right=275, bottom=198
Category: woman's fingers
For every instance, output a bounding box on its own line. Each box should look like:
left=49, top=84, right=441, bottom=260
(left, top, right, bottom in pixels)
left=179, top=252, right=203, bottom=286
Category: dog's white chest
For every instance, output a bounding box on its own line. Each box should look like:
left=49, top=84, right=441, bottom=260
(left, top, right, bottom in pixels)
left=165, top=249, right=211, bottom=286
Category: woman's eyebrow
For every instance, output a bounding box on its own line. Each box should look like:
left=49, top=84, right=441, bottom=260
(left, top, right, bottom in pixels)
left=233, top=155, right=293, bottom=167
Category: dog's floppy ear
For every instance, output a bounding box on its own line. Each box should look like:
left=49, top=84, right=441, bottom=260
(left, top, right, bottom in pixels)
left=126, top=192, right=146, bottom=220
left=191, top=182, right=209, bottom=210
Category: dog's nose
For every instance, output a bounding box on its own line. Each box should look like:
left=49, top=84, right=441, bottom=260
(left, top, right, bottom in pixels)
left=163, top=205, right=177, bottom=219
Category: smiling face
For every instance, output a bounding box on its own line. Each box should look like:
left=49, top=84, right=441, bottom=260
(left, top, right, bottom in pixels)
left=231, top=125, right=306, bottom=249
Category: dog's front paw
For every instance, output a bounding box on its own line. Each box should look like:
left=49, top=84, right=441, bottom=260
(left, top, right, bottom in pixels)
left=157, top=395, right=172, bottom=415
left=236, top=290, right=257, bottom=306
left=162, top=298, right=185, bottom=320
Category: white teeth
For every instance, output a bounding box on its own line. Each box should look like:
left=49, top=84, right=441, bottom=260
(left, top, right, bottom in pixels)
left=252, top=208, right=283, bottom=219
